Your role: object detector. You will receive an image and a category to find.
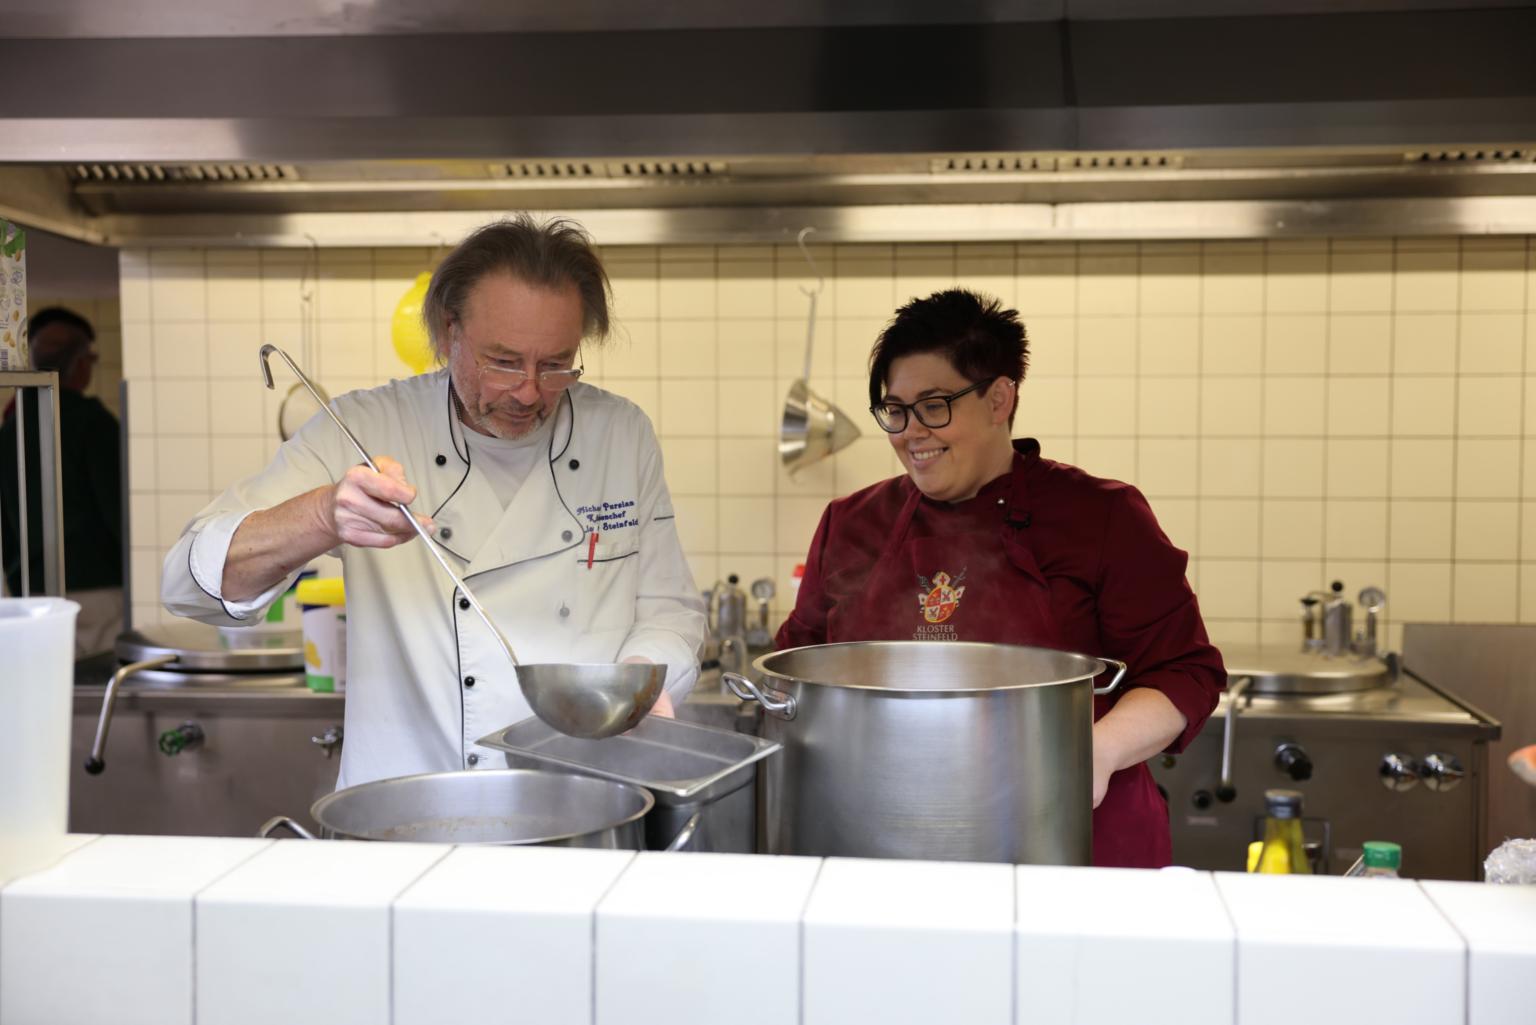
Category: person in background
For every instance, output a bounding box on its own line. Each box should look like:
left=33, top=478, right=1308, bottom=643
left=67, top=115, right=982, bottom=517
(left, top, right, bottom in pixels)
left=1, top=307, right=124, bottom=654
left=776, top=288, right=1226, bottom=868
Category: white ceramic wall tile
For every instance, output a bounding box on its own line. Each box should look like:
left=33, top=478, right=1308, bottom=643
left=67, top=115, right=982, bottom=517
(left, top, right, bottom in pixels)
left=1138, top=257, right=1201, bottom=314
left=1195, top=559, right=1259, bottom=619
left=802, top=858, right=1014, bottom=1025
left=1263, top=317, right=1327, bottom=378
left=1, top=835, right=268, bottom=1025
left=1200, top=440, right=1261, bottom=497
left=1017, top=257, right=1077, bottom=315
left=1420, top=880, right=1536, bottom=1025
left=1395, top=248, right=1461, bottom=313
left=717, top=264, right=775, bottom=319
left=1201, top=376, right=1262, bottom=436
left=1198, top=499, right=1260, bottom=557
left=393, top=846, right=634, bottom=1025
left=1458, top=312, right=1525, bottom=372
left=1330, top=251, right=1394, bottom=313
left=150, top=321, right=209, bottom=378
left=1263, top=378, right=1326, bottom=436
left=1137, top=315, right=1200, bottom=374
left=717, top=317, right=775, bottom=376
left=1138, top=376, right=1199, bottom=435
left=1014, top=866, right=1234, bottom=1025
left=1262, top=439, right=1324, bottom=497
left=1453, top=563, right=1519, bottom=623
left=1261, top=499, right=1324, bottom=558
left=596, top=852, right=822, bottom=1025
left=1390, top=561, right=1454, bottom=621
left=1216, top=872, right=1464, bottom=1025
left=1456, top=439, right=1521, bottom=499
left=1393, top=313, right=1458, bottom=375
left=154, top=436, right=211, bottom=492
left=195, top=840, right=450, bottom=1025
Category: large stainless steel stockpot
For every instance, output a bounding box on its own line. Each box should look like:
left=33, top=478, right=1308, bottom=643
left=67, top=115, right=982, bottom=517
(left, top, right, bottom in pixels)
left=259, top=768, right=696, bottom=849
left=725, top=641, right=1125, bottom=865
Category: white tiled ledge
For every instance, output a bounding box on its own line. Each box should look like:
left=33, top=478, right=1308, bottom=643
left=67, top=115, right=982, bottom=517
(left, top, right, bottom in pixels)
left=2, top=835, right=1533, bottom=1025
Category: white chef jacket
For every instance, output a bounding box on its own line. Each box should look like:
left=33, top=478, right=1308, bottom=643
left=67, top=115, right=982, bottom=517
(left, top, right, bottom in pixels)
left=161, top=372, right=706, bottom=788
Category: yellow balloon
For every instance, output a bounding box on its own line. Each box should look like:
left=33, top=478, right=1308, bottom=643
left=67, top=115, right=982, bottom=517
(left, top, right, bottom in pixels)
left=391, top=272, right=436, bottom=374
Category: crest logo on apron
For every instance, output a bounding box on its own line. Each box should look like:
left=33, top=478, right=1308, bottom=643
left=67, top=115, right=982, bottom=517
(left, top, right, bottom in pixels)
left=916, top=569, right=967, bottom=624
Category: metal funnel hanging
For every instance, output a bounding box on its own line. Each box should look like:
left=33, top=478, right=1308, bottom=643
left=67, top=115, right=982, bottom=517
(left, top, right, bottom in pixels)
left=780, top=378, right=861, bottom=475
left=779, top=227, right=860, bottom=477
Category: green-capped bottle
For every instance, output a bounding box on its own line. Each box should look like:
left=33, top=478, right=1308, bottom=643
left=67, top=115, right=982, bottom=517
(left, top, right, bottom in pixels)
left=1360, top=841, right=1402, bottom=879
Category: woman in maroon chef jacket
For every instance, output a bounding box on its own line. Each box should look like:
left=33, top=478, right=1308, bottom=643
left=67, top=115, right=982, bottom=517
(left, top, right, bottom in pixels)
left=775, top=288, right=1226, bottom=868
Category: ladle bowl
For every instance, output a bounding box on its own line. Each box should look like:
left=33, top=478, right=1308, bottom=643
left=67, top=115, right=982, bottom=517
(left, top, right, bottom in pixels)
left=516, top=662, right=668, bottom=739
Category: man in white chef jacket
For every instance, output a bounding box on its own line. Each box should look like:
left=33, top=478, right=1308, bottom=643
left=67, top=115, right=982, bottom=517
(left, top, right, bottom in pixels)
left=161, top=215, right=706, bottom=788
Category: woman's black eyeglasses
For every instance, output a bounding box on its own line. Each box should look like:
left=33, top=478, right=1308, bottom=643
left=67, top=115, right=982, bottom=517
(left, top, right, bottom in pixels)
left=870, top=379, right=989, bottom=433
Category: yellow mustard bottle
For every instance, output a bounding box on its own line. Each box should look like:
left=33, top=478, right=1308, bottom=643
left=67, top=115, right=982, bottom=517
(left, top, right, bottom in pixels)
left=1254, top=789, right=1310, bottom=875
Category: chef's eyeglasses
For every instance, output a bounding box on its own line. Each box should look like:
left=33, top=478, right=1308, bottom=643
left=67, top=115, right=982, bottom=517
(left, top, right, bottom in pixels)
left=477, top=359, right=585, bottom=393
left=870, top=379, right=989, bottom=433
left=456, top=324, right=584, bottom=392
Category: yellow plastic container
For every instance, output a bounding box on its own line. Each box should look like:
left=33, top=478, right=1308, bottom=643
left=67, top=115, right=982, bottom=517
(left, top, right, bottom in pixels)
left=296, top=577, right=346, bottom=694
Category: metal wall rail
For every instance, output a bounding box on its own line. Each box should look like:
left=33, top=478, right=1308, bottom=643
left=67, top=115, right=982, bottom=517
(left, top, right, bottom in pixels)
left=1, top=371, right=66, bottom=597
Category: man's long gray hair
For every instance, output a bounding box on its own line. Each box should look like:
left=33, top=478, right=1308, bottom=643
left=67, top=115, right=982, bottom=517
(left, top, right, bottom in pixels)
left=423, top=214, right=612, bottom=361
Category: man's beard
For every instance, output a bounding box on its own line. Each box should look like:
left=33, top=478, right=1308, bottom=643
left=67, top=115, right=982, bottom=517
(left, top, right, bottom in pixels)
left=464, top=394, right=547, bottom=439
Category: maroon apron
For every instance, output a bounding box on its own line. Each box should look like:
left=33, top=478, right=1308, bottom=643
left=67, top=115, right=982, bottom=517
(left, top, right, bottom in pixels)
left=825, top=462, right=1172, bottom=868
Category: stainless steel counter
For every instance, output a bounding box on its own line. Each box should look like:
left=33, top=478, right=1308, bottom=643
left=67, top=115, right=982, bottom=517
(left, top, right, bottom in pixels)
left=1151, top=661, right=1500, bottom=880
left=69, top=653, right=345, bottom=837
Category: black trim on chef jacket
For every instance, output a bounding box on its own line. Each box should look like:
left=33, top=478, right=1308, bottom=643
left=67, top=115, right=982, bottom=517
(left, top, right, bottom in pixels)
left=431, top=381, right=474, bottom=522
left=450, top=584, right=468, bottom=768
left=449, top=388, right=590, bottom=768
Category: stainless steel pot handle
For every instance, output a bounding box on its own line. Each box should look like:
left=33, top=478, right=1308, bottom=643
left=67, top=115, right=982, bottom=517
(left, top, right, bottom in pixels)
left=1093, top=657, right=1129, bottom=696
left=722, top=671, right=797, bottom=720
left=663, top=812, right=702, bottom=852
left=83, top=654, right=179, bottom=774
left=1217, top=676, right=1252, bottom=803
left=257, top=815, right=318, bottom=840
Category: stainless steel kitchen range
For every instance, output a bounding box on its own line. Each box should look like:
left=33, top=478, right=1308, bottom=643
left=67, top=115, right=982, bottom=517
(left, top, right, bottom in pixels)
left=4, top=3, right=1536, bottom=1024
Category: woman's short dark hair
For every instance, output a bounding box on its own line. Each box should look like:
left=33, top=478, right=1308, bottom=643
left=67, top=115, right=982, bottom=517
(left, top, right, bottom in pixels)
left=868, top=289, right=1029, bottom=424
left=423, top=214, right=611, bottom=361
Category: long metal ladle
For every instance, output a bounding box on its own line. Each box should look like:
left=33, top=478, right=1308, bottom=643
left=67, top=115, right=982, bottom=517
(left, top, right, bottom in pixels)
left=258, top=344, right=520, bottom=668
left=257, top=345, right=667, bottom=740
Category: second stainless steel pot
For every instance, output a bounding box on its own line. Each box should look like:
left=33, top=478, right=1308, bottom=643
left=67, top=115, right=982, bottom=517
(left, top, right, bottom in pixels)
left=259, top=768, right=696, bottom=850
left=726, top=641, right=1125, bottom=865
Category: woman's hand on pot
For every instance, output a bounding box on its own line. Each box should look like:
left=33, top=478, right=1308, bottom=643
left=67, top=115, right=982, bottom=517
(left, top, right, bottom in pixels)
left=1089, top=688, right=1189, bottom=809
left=1090, top=725, right=1118, bottom=809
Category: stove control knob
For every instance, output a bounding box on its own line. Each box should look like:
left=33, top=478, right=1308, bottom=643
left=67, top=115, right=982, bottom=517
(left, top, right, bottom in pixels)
left=1191, top=789, right=1214, bottom=810
left=1420, top=752, right=1465, bottom=792
left=1379, top=753, right=1420, bottom=792
left=1274, top=743, right=1313, bottom=782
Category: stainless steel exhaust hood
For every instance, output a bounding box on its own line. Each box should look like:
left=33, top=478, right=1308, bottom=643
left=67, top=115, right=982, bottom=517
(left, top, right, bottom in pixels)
left=2, top=0, right=1535, bottom=246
